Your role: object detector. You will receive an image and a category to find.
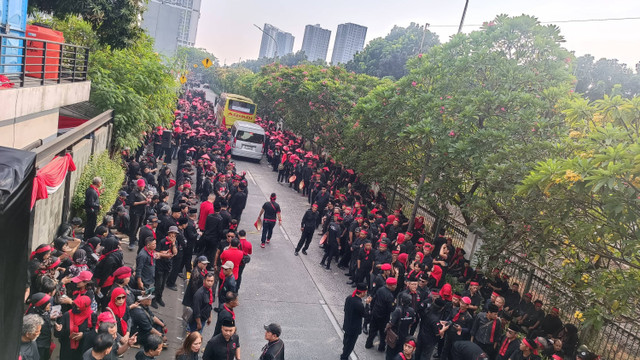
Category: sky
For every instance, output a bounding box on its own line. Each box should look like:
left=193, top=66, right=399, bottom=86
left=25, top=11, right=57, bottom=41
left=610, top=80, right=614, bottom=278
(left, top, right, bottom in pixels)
left=194, top=0, right=640, bottom=69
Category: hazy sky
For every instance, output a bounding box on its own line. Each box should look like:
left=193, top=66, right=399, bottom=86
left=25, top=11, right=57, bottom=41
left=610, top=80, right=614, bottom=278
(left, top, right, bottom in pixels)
left=194, top=0, right=640, bottom=68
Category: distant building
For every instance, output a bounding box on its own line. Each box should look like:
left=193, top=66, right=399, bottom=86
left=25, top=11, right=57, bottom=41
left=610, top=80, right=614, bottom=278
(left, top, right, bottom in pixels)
left=301, top=24, right=331, bottom=62
left=258, top=23, right=294, bottom=58
left=331, top=23, right=367, bottom=65
left=141, top=0, right=202, bottom=57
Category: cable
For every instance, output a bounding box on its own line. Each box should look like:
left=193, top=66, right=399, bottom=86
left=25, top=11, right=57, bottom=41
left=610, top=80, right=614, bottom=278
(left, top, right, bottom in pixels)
left=428, top=16, right=640, bottom=28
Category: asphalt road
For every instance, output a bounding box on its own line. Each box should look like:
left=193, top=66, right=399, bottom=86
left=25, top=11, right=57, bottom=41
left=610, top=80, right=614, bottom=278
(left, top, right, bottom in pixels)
left=118, top=156, right=386, bottom=360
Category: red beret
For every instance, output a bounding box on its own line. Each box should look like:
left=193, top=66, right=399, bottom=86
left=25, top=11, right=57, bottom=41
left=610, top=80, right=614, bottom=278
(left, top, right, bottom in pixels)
left=380, top=263, right=392, bottom=271
left=386, top=277, right=398, bottom=285
left=113, top=266, right=132, bottom=279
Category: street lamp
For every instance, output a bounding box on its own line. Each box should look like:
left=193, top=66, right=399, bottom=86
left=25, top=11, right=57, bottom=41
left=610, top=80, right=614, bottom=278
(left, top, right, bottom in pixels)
left=253, top=24, right=278, bottom=58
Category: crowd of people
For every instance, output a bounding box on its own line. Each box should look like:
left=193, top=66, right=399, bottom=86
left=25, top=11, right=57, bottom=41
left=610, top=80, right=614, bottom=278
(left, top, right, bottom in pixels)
left=20, top=87, right=599, bottom=360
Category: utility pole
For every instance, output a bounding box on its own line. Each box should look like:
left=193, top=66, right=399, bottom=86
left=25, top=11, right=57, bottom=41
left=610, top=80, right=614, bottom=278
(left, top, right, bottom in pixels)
left=419, top=23, right=430, bottom=54
left=458, top=0, right=470, bottom=34
left=253, top=24, right=279, bottom=58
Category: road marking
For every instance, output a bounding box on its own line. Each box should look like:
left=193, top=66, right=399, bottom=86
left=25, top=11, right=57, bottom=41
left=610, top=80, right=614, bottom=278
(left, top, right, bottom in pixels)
left=245, top=169, right=257, bottom=185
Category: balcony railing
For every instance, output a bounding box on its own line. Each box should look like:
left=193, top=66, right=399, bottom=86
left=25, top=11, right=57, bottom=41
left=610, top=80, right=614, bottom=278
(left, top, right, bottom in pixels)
left=0, top=32, right=89, bottom=88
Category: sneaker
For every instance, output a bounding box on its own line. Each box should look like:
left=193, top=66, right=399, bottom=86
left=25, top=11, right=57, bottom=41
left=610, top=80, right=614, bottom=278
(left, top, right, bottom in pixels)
left=157, top=298, right=165, bottom=307
left=266, top=239, right=270, bottom=244
left=365, top=343, right=373, bottom=349
left=320, top=261, right=326, bottom=267
left=128, top=244, right=136, bottom=251
left=294, top=251, right=299, bottom=256
left=167, top=285, right=178, bottom=291
left=151, top=300, right=159, bottom=309
left=261, top=243, right=265, bottom=248
left=302, top=250, right=308, bottom=255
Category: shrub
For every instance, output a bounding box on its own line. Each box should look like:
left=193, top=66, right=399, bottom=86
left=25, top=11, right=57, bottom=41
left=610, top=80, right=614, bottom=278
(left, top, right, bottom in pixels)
left=71, top=152, right=125, bottom=222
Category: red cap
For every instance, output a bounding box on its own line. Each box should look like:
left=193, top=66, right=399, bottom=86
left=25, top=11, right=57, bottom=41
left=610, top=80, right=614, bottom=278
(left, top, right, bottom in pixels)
left=72, top=270, right=93, bottom=283
left=137, top=179, right=146, bottom=187
left=470, top=281, right=480, bottom=286
left=386, top=277, right=398, bottom=285
left=462, top=296, right=472, bottom=305
left=113, top=266, right=132, bottom=279
left=424, top=243, right=434, bottom=250
left=97, top=311, right=116, bottom=324
left=380, top=263, right=392, bottom=271
left=492, top=291, right=500, bottom=297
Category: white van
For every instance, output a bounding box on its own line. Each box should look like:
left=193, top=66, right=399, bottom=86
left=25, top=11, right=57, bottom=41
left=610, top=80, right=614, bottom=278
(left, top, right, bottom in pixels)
left=230, top=121, right=265, bottom=162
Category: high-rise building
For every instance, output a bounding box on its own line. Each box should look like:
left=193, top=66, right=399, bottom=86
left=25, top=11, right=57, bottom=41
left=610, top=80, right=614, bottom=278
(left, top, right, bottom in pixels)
left=301, top=24, right=331, bottom=62
left=258, top=23, right=294, bottom=58
left=331, top=23, right=367, bottom=65
left=141, top=0, right=202, bottom=57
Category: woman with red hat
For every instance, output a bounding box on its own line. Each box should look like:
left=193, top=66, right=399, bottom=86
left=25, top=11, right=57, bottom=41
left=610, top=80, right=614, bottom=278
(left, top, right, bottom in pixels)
left=55, top=295, right=97, bottom=360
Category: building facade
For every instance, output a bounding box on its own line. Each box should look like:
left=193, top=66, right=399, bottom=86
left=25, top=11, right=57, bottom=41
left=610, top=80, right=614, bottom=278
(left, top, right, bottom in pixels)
left=331, top=23, right=367, bottom=65
left=141, top=0, right=202, bottom=57
left=301, top=24, right=331, bottom=62
left=258, top=23, right=294, bottom=58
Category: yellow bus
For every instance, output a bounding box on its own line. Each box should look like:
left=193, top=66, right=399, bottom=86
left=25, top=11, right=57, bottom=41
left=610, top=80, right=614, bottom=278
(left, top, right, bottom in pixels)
left=215, top=93, right=257, bottom=128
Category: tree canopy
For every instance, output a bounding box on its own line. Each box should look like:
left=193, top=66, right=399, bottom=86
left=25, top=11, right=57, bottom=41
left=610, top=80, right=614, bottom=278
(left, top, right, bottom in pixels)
left=574, top=55, right=640, bottom=101
left=345, top=23, right=439, bottom=80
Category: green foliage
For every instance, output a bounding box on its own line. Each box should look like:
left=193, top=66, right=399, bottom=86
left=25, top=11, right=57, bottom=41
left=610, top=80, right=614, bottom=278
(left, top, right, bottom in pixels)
left=30, top=15, right=100, bottom=51
left=232, top=51, right=321, bottom=73
left=519, top=95, right=640, bottom=319
left=89, top=35, right=180, bottom=149
left=29, top=0, right=145, bottom=49
left=71, top=152, right=125, bottom=222
left=176, top=46, right=219, bottom=87
left=346, top=23, right=439, bottom=80
left=574, top=55, right=640, bottom=101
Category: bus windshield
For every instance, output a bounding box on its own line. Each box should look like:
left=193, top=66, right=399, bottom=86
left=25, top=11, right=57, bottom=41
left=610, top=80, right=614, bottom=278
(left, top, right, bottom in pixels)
left=229, top=100, right=256, bottom=114
left=236, top=130, right=263, bottom=144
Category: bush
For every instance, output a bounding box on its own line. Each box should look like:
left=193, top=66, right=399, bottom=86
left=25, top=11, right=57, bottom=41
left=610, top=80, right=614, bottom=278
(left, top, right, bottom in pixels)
left=71, top=152, right=125, bottom=222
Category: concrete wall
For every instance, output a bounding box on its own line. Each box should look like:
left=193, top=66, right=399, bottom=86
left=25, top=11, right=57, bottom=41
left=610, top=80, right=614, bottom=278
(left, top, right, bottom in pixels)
left=0, top=82, right=91, bottom=148
left=142, top=1, right=181, bottom=57
left=30, top=123, right=112, bottom=248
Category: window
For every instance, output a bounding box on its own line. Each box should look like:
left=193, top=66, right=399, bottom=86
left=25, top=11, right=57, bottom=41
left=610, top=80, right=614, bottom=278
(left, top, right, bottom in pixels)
left=236, top=130, right=263, bottom=144
left=229, top=100, right=256, bottom=114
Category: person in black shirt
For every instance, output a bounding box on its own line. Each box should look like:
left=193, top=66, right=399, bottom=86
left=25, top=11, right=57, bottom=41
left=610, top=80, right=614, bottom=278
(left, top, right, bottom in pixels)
left=188, top=273, right=215, bottom=333
left=218, top=261, right=237, bottom=311
left=386, top=293, right=418, bottom=360
left=341, top=283, right=369, bottom=360
left=320, top=215, right=342, bottom=270
left=355, top=240, right=375, bottom=288
left=84, top=177, right=102, bottom=240
left=259, top=323, right=284, bottom=360
left=136, top=238, right=156, bottom=290
left=130, top=295, right=167, bottom=348
left=134, top=334, right=163, bottom=360
left=295, top=204, right=319, bottom=256
left=152, top=227, right=178, bottom=308
left=451, top=341, right=489, bottom=360
left=366, top=277, right=397, bottom=351
left=257, top=193, right=282, bottom=248
left=228, top=183, right=247, bottom=222
left=214, top=292, right=238, bottom=337
left=128, top=179, right=150, bottom=251
left=138, top=216, right=159, bottom=253
left=203, top=318, right=240, bottom=360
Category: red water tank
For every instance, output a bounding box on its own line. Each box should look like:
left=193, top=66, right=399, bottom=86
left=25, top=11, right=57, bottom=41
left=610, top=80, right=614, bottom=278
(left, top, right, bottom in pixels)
left=25, top=24, right=65, bottom=80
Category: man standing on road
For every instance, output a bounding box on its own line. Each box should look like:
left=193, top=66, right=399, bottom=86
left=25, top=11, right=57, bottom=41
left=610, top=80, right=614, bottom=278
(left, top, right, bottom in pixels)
left=313, top=186, right=330, bottom=228
left=214, top=292, right=238, bottom=337
left=259, top=323, right=285, bottom=360
left=84, top=177, right=102, bottom=240
left=203, top=318, right=240, bottom=360
left=187, top=273, right=215, bottom=334
left=218, top=261, right=237, bottom=310
left=365, top=277, right=397, bottom=351
left=128, top=179, right=149, bottom=251
left=138, top=216, right=158, bottom=253
left=257, top=193, right=282, bottom=248
left=153, top=226, right=179, bottom=308
left=228, top=183, right=247, bottom=222
left=236, top=230, right=252, bottom=292
left=136, top=237, right=156, bottom=291
left=341, top=283, right=370, bottom=360
left=295, top=204, right=319, bottom=256
left=199, top=194, right=215, bottom=231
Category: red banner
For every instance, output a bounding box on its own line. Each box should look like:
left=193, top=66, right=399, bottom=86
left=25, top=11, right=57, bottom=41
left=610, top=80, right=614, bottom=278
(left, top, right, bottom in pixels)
left=31, top=154, right=76, bottom=209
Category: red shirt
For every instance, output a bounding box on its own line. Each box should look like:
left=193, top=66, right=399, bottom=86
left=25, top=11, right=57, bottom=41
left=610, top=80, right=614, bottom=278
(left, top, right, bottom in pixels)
left=219, top=248, right=244, bottom=280
left=239, top=238, right=253, bottom=256
left=198, top=201, right=214, bottom=231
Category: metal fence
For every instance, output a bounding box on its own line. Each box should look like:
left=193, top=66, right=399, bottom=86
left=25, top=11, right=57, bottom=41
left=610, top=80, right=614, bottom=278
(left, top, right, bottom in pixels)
left=384, top=185, right=640, bottom=359
left=0, top=33, right=89, bottom=87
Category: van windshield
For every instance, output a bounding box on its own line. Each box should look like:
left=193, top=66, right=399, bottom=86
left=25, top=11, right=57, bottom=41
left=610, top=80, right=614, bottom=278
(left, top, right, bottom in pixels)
left=236, top=130, right=263, bottom=144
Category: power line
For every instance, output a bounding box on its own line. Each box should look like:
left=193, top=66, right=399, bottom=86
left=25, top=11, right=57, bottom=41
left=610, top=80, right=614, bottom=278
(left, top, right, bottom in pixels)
left=428, top=16, right=640, bottom=28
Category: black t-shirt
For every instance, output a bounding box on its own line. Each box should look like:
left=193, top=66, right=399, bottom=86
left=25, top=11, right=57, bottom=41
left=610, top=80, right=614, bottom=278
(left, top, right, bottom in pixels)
left=203, top=333, right=240, bottom=360
left=262, top=201, right=281, bottom=222
left=156, top=237, right=174, bottom=272
left=358, top=249, right=374, bottom=272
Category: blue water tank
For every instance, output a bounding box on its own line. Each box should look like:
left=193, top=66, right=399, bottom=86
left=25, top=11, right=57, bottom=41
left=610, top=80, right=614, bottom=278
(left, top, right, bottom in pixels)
left=1, top=0, right=29, bottom=75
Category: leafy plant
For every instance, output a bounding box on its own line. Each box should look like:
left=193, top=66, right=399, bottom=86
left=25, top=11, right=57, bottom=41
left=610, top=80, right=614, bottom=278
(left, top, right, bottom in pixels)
left=71, top=152, right=125, bottom=222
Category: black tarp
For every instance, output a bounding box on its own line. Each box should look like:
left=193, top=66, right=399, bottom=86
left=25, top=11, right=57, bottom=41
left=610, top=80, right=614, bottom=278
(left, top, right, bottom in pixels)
left=0, top=146, right=36, bottom=360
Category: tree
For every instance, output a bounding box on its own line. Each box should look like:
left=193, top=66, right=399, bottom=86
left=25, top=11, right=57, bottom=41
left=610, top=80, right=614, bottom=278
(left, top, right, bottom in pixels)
left=29, top=0, right=145, bottom=49
left=345, top=23, right=439, bottom=80
left=176, top=46, right=219, bottom=87
left=574, top=55, right=640, bottom=101
left=519, top=95, right=640, bottom=324
left=89, top=35, right=179, bottom=149
left=232, top=51, right=316, bottom=73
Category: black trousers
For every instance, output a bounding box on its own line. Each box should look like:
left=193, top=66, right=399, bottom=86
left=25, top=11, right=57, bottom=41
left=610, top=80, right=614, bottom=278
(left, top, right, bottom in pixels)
left=85, top=211, right=97, bottom=240
left=321, top=244, right=339, bottom=268
left=166, top=250, right=184, bottom=287
left=365, top=317, right=387, bottom=350
left=129, top=212, right=143, bottom=251
left=261, top=221, right=276, bottom=244
left=154, top=269, right=169, bottom=301
left=237, top=263, right=245, bottom=292
left=341, top=332, right=360, bottom=360
left=296, top=228, right=315, bottom=252
left=355, top=269, right=371, bottom=289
